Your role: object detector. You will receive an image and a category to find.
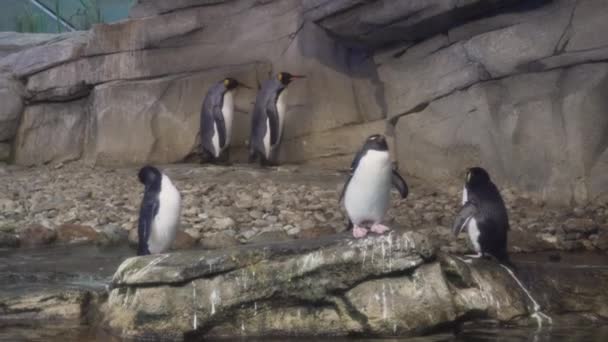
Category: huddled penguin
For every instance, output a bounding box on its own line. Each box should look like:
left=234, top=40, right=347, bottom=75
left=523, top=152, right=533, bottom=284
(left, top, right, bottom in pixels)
left=340, top=134, right=409, bottom=238
left=452, top=167, right=512, bottom=266
left=200, top=77, right=250, bottom=163
left=136, top=166, right=181, bottom=256
left=249, top=72, right=305, bottom=166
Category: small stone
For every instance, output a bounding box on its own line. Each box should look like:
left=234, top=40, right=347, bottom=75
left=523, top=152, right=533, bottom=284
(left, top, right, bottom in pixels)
left=313, top=211, right=327, bottom=223
left=185, top=227, right=202, bottom=240
left=17, top=224, right=57, bottom=247
left=563, top=218, right=598, bottom=235
left=594, top=225, right=608, bottom=250
left=200, top=232, right=240, bottom=249
left=300, top=219, right=315, bottom=230
left=240, top=230, right=257, bottom=241
left=96, top=224, right=128, bottom=246
left=249, top=210, right=263, bottom=219
left=214, top=217, right=236, bottom=230
left=287, top=226, right=301, bottom=236
left=172, top=230, right=197, bottom=250
left=56, top=224, right=99, bottom=244
left=0, top=231, right=19, bottom=248
left=573, top=207, right=586, bottom=217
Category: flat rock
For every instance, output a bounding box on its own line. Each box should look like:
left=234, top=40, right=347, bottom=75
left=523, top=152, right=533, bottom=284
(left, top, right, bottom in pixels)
left=103, top=232, right=608, bottom=339
left=56, top=224, right=99, bottom=244
left=16, top=224, right=56, bottom=247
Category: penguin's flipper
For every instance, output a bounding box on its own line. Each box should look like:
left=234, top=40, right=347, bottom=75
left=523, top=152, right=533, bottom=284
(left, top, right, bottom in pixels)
left=339, top=175, right=352, bottom=203
left=212, top=105, right=226, bottom=148
left=391, top=168, right=409, bottom=199
left=452, top=201, right=477, bottom=236
left=137, top=192, right=159, bottom=256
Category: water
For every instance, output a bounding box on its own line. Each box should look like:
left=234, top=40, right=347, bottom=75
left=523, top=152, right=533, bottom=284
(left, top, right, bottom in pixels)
left=2, top=325, right=608, bottom=342
left=0, top=245, right=607, bottom=341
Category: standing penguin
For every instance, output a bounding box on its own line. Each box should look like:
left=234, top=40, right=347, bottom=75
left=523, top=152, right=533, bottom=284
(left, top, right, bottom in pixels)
left=452, top=167, right=511, bottom=265
left=200, top=77, right=250, bottom=163
left=136, top=166, right=181, bottom=256
left=340, top=134, right=409, bottom=239
left=249, top=72, right=305, bottom=166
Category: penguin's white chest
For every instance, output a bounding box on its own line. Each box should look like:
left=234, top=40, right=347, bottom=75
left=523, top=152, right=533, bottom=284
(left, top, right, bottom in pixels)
left=149, top=174, right=181, bottom=254
left=344, top=150, right=392, bottom=225
left=276, top=89, right=287, bottom=142
left=467, top=217, right=481, bottom=253
left=221, top=91, right=234, bottom=145
left=212, top=91, right=234, bottom=157
left=263, top=89, right=287, bottom=157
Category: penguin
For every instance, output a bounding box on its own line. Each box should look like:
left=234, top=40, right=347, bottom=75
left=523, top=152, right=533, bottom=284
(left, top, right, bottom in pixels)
left=249, top=72, right=305, bottom=166
left=452, top=167, right=512, bottom=266
left=340, top=134, right=409, bottom=238
left=136, top=166, right=181, bottom=256
left=200, top=77, right=251, bottom=163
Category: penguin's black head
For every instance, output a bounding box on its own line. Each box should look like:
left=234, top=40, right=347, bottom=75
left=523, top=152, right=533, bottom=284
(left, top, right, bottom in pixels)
left=277, top=72, right=306, bottom=86
left=363, top=134, right=388, bottom=151
left=138, top=165, right=162, bottom=187
left=466, top=167, right=491, bottom=187
left=223, top=77, right=251, bottom=90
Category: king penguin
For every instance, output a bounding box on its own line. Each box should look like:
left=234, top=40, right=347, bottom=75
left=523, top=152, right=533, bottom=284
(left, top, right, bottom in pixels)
left=136, top=166, right=181, bottom=255
left=249, top=72, right=305, bottom=166
left=340, top=134, right=409, bottom=239
left=200, top=77, right=250, bottom=163
left=452, top=167, right=512, bottom=266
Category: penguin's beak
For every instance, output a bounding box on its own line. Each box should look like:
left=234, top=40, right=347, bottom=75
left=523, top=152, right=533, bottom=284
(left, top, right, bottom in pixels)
left=291, top=75, right=306, bottom=79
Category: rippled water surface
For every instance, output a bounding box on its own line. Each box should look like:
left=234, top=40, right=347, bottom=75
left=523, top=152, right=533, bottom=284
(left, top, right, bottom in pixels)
left=1, top=245, right=607, bottom=341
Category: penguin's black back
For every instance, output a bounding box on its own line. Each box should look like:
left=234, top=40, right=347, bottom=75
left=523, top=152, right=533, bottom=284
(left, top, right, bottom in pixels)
left=137, top=166, right=162, bottom=255
left=466, top=169, right=510, bottom=264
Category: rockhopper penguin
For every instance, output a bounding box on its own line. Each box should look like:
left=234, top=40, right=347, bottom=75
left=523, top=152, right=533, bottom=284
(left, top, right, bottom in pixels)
left=249, top=72, right=305, bottom=166
left=136, top=166, right=181, bottom=255
left=340, top=134, right=409, bottom=239
left=200, top=77, right=251, bottom=163
left=452, top=167, right=512, bottom=266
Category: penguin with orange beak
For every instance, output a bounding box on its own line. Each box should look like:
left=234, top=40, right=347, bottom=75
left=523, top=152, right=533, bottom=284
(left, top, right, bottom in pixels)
left=249, top=72, right=305, bottom=166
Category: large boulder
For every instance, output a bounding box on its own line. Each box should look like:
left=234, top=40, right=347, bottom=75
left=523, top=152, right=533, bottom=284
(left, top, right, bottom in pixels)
left=0, top=74, right=24, bottom=142
left=83, top=64, right=267, bottom=165
left=304, top=0, right=525, bottom=49
left=19, top=0, right=382, bottom=165
left=0, top=32, right=67, bottom=59
left=103, top=232, right=608, bottom=340
left=394, top=63, right=608, bottom=205
left=0, top=32, right=88, bottom=79
left=379, top=0, right=608, bottom=120
left=13, top=99, right=87, bottom=166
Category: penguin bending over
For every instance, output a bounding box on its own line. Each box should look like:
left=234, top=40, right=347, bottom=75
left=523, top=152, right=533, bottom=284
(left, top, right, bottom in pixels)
left=249, top=72, right=305, bottom=166
left=200, top=77, right=250, bottom=164
left=137, top=166, right=181, bottom=255
left=452, top=167, right=512, bottom=266
left=340, top=134, right=409, bottom=239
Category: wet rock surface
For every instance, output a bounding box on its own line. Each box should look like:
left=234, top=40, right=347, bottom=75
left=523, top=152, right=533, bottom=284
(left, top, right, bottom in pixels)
left=104, top=232, right=608, bottom=339
left=0, top=162, right=607, bottom=254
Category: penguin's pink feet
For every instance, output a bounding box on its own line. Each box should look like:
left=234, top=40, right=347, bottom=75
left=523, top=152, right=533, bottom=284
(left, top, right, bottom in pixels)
left=370, top=223, right=390, bottom=234
left=353, top=226, right=368, bottom=238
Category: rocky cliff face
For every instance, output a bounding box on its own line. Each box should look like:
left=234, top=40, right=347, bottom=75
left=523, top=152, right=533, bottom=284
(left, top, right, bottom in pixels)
left=0, top=0, right=607, bottom=204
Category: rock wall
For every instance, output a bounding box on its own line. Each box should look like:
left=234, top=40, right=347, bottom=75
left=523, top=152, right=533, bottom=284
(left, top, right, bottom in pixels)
left=0, top=0, right=607, bottom=204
